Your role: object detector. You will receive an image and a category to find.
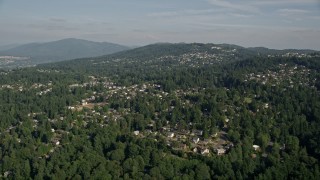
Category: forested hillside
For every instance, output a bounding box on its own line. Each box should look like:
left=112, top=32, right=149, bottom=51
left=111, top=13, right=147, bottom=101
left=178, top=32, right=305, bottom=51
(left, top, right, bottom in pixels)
left=0, top=43, right=320, bottom=179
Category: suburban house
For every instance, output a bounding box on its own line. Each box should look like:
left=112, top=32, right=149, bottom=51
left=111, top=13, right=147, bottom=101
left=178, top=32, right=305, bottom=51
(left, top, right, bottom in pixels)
left=201, top=148, right=210, bottom=155
left=193, top=137, right=200, bottom=144
left=167, top=132, right=175, bottom=138
left=253, top=145, right=260, bottom=151
left=215, top=148, right=226, bottom=155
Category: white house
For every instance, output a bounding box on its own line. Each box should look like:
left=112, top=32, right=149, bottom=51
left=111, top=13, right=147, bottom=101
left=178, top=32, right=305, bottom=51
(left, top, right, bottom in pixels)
left=193, top=147, right=198, bottom=153
left=201, top=148, right=210, bottom=155
left=216, top=148, right=226, bottom=155
left=167, top=132, right=175, bottom=138
left=193, top=137, right=200, bottom=144
left=253, top=145, right=260, bottom=151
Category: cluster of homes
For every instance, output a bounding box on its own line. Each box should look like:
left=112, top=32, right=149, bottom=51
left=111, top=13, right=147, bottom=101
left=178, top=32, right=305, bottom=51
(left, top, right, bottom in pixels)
left=245, top=64, right=314, bottom=88
left=155, top=47, right=238, bottom=67
left=3, top=74, right=274, bottom=159
left=178, top=52, right=224, bottom=65
left=133, top=124, right=234, bottom=156
left=0, top=56, right=29, bottom=67
left=63, top=76, right=286, bottom=158
left=281, top=52, right=317, bottom=58
left=37, top=69, right=60, bottom=73
left=0, top=81, right=54, bottom=94
left=36, top=87, right=52, bottom=96
left=65, top=76, right=239, bottom=156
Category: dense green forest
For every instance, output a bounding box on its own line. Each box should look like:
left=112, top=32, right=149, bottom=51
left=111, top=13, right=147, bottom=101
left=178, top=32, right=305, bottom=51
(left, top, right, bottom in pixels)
left=0, top=43, right=320, bottom=179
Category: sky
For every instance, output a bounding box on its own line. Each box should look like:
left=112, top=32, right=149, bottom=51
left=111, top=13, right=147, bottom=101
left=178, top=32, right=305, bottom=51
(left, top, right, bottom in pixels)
left=0, top=0, right=320, bottom=50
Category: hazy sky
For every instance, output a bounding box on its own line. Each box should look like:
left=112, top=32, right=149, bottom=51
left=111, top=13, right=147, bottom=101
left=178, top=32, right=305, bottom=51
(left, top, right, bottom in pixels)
left=0, top=0, right=320, bottom=49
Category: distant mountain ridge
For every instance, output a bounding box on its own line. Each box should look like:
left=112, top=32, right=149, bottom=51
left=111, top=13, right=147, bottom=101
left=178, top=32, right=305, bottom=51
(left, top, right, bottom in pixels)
left=1, top=40, right=318, bottom=69
left=0, top=38, right=130, bottom=65
left=0, top=44, right=21, bottom=51
left=40, top=42, right=319, bottom=75
left=247, top=47, right=316, bottom=55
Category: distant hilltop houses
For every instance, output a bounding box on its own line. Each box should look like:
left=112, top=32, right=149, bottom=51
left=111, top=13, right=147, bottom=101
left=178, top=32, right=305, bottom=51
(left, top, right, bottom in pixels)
left=266, top=52, right=320, bottom=58
left=0, top=56, right=31, bottom=69
left=0, top=56, right=29, bottom=60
